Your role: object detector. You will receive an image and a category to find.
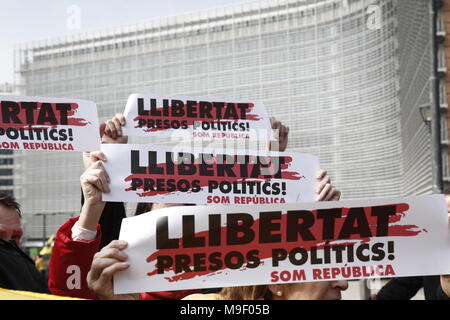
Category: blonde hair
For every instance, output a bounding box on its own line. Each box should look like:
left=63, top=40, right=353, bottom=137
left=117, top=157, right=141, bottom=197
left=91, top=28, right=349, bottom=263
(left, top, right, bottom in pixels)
left=219, top=285, right=271, bottom=300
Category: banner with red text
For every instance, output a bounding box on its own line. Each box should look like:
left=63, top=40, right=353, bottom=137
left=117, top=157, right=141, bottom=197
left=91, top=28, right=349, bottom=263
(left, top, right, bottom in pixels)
left=122, top=94, right=273, bottom=141
left=101, top=143, right=319, bottom=204
left=0, top=96, right=100, bottom=151
left=114, top=194, right=450, bottom=294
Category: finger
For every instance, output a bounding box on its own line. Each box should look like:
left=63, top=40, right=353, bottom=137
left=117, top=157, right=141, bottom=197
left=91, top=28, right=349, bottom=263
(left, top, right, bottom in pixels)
left=89, top=151, right=107, bottom=163
left=281, top=125, right=288, bottom=137
left=90, top=255, right=128, bottom=283
left=316, top=169, right=327, bottom=180
left=317, top=183, right=332, bottom=201
left=331, top=189, right=341, bottom=201
left=115, top=113, right=126, bottom=126
left=88, top=166, right=110, bottom=191
left=96, top=169, right=110, bottom=193
left=95, top=262, right=130, bottom=292
left=279, top=125, right=285, bottom=138
left=83, top=164, right=110, bottom=191
left=82, top=174, right=106, bottom=193
left=90, top=161, right=110, bottom=183
left=112, top=117, right=123, bottom=137
left=105, top=240, right=129, bottom=250
left=99, top=122, right=106, bottom=138
left=89, top=257, right=127, bottom=282
left=272, top=121, right=281, bottom=134
left=324, top=187, right=336, bottom=201
left=316, top=175, right=331, bottom=194
left=105, top=120, right=117, bottom=139
left=90, top=245, right=129, bottom=280
left=104, top=120, right=112, bottom=137
left=95, top=248, right=128, bottom=263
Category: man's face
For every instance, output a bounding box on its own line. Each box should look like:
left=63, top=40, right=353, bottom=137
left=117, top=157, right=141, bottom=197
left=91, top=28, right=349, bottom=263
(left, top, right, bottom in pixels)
left=0, top=205, right=22, bottom=246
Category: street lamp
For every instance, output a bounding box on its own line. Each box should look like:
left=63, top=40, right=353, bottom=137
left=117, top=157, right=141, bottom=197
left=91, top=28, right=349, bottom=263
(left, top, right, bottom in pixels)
left=34, top=213, right=51, bottom=247
left=419, top=103, right=431, bottom=123
left=419, top=103, right=432, bottom=128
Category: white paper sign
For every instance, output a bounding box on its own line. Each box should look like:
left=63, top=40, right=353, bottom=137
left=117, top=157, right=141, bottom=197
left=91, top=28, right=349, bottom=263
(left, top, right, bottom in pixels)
left=0, top=95, right=100, bottom=151
left=122, top=94, right=273, bottom=141
left=114, top=194, right=450, bottom=294
left=101, top=143, right=319, bottom=204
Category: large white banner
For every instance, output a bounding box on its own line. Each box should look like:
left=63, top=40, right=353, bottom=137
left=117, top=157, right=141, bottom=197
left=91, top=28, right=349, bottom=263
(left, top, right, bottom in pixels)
left=101, top=143, right=319, bottom=204
left=114, top=195, right=450, bottom=294
left=0, top=96, right=100, bottom=151
left=122, top=94, right=273, bottom=141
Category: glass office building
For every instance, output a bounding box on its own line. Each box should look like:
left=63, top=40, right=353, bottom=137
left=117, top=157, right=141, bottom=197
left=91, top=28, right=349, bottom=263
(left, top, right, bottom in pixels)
left=13, top=0, right=448, bottom=240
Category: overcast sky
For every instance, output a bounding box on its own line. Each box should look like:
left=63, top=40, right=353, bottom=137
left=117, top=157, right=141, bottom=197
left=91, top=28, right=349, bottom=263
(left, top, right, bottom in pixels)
left=0, top=0, right=250, bottom=84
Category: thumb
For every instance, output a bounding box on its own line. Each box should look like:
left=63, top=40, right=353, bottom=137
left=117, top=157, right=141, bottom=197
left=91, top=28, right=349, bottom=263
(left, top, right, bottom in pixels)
left=99, top=122, right=106, bottom=138
left=370, top=293, right=377, bottom=300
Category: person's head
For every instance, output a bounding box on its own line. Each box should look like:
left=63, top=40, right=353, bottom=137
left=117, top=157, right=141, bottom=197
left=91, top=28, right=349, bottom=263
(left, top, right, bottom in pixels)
left=0, top=193, right=22, bottom=246
left=219, top=280, right=348, bottom=300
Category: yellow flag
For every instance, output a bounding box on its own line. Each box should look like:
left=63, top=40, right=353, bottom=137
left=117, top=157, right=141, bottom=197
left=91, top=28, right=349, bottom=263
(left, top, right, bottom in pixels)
left=0, top=288, right=86, bottom=300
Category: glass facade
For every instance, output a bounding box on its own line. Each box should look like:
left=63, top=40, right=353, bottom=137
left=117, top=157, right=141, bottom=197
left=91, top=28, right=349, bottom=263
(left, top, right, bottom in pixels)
left=13, top=0, right=445, bottom=239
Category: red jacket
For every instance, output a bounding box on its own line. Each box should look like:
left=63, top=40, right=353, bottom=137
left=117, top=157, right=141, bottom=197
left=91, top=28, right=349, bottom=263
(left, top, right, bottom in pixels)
left=48, top=217, right=200, bottom=300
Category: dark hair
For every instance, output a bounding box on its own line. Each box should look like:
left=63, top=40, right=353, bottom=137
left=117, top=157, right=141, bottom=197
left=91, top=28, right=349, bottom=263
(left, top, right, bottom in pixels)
left=134, top=203, right=152, bottom=216
left=0, top=192, right=21, bottom=218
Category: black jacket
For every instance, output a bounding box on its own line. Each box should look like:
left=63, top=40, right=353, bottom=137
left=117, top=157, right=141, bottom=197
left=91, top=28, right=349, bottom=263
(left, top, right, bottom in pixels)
left=376, top=276, right=450, bottom=300
left=0, top=239, right=50, bottom=293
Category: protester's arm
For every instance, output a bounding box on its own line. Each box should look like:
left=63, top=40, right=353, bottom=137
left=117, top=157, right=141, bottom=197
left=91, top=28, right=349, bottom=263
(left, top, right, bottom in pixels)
left=48, top=153, right=111, bottom=299
left=87, top=240, right=139, bottom=300
left=80, top=116, right=128, bottom=248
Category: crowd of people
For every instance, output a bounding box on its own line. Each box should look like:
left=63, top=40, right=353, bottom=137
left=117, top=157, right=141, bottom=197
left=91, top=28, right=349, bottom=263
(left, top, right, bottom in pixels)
left=0, top=113, right=449, bottom=300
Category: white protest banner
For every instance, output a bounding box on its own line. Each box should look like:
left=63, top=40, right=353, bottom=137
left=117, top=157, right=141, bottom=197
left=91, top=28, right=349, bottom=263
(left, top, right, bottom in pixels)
left=0, top=96, right=100, bottom=151
left=101, top=143, right=319, bottom=204
left=122, top=93, right=273, bottom=141
left=114, top=194, right=450, bottom=294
